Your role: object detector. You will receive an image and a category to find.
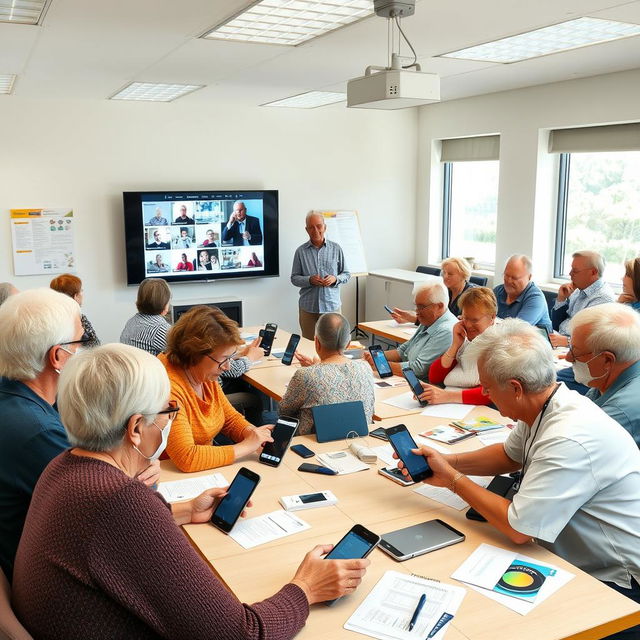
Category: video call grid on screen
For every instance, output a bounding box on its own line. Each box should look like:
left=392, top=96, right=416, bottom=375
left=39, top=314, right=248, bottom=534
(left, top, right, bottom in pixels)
left=142, top=195, right=265, bottom=278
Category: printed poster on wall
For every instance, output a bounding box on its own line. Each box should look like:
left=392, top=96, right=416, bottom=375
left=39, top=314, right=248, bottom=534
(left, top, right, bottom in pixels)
left=316, top=210, right=368, bottom=275
left=10, top=208, right=76, bottom=276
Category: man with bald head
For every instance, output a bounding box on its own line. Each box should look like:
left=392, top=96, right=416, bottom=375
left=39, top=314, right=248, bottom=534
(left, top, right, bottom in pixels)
left=291, top=212, right=350, bottom=339
left=566, top=303, right=640, bottom=446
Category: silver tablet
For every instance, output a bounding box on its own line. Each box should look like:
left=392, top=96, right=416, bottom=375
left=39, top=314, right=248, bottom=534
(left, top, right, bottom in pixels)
left=379, top=519, right=465, bottom=561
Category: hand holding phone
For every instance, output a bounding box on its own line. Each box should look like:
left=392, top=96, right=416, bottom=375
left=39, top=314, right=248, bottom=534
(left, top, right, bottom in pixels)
left=402, top=367, right=427, bottom=407
left=210, top=467, right=260, bottom=533
left=385, top=424, right=433, bottom=482
left=259, top=417, right=298, bottom=467
left=368, top=344, right=393, bottom=378
left=259, top=322, right=278, bottom=356
left=281, top=334, right=301, bottom=366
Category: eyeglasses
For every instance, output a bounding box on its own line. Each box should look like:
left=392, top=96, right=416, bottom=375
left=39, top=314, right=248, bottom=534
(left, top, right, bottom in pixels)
left=415, top=303, right=436, bottom=312
left=569, top=267, right=592, bottom=275
left=567, top=344, right=595, bottom=361
left=206, top=351, right=237, bottom=367
left=54, top=334, right=93, bottom=354
left=459, top=314, right=491, bottom=325
left=155, top=400, right=180, bottom=420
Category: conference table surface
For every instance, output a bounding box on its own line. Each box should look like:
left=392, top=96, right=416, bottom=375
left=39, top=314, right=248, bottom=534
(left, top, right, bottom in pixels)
left=160, top=409, right=640, bottom=640
left=357, top=319, right=413, bottom=345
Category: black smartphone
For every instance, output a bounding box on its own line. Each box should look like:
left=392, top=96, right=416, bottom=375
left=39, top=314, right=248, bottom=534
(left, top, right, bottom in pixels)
left=210, top=467, right=260, bottom=533
left=402, top=367, right=427, bottom=407
left=369, top=427, right=388, bottom=441
left=466, top=475, right=518, bottom=522
left=384, top=305, right=394, bottom=314
left=378, top=466, right=415, bottom=486
left=259, top=322, right=278, bottom=356
left=368, top=344, right=393, bottom=378
left=281, top=334, right=300, bottom=366
left=385, top=424, right=433, bottom=483
left=259, top=417, right=299, bottom=467
left=298, top=463, right=337, bottom=475
left=290, top=443, right=315, bottom=458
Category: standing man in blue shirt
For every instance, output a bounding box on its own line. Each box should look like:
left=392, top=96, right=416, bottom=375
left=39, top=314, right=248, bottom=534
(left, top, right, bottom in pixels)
left=493, top=255, right=551, bottom=331
left=291, top=212, right=350, bottom=339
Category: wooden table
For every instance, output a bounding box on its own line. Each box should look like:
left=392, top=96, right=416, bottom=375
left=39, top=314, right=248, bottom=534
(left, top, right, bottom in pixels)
left=160, top=411, right=640, bottom=640
left=357, top=320, right=415, bottom=345
left=240, top=326, right=316, bottom=370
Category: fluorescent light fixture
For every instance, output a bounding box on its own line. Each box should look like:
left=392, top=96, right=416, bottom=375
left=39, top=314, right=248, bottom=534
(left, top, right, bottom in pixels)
left=110, top=82, right=204, bottom=102
left=0, top=0, right=51, bottom=25
left=0, top=74, right=16, bottom=94
left=262, top=90, right=346, bottom=108
left=203, top=0, right=373, bottom=46
left=440, top=17, right=640, bottom=64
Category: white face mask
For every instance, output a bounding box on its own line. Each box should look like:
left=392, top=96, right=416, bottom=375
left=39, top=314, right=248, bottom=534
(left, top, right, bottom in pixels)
left=572, top=354, right=607, bottom=386
left=134, top=418, right=173, bottom=462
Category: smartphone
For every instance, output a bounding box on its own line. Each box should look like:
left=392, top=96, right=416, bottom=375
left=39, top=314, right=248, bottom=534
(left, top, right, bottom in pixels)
left=368, top=344, right=393, bottom=378
left=259, top=417, right=299, bottom=467
left=259, top=322, right=278, bottom=356
left=369, top=427, right=388, bottom=441
left=290, top=443, right=315, bottom=458
left=378, top=466, right=415, bottom=486
left=466, top=475, right=518, bottom=522
left=281, top=334, right=300, bottom=366
left=402, top=367, right=427, bottom=407
left=384, top=305, right=394, bottom=314
left=385, top=424, right=433, bottom=483
left=210, top=467, right=260, bottom=533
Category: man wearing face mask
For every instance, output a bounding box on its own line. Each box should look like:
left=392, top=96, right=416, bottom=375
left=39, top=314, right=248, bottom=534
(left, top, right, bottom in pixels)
left=0, top=289, right=158, bottom=582
left=567, top=303, right=640, bottom=447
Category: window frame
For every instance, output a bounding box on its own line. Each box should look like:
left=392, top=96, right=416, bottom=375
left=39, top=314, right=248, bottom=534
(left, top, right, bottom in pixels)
left=553, top=153, right=571, bottom=279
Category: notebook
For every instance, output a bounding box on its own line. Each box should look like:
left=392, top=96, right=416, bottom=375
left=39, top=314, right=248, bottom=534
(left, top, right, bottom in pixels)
left=311, top=401, right=369, bottom=443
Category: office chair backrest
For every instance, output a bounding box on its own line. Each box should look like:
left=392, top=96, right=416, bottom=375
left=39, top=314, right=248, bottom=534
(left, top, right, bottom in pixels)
left=469, top=275, right=488, bottom=287
left=416, top=265, right=440, bottom=277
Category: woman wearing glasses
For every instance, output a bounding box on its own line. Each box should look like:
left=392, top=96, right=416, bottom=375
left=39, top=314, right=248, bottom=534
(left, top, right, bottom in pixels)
left=158, top=305, right=273, bottom=472
left=417, top=287, right=497, bottom=405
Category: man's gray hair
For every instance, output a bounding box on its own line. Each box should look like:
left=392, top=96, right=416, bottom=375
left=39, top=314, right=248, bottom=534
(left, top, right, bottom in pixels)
left=234, top=200, right=246, bottom=211
left=0, top=282, right=17, bottom=307
left=305, top=211, right=324, bottom=225
left=0, top=289, right=80, bottom=380
left=466, top=318, right=556, bottom=393
left=573, top=250, right=605, bottom=277
left=414, top=281, right=448, bottom=306
left=315, top=312, right=351, bottom=352
left=58, top=344, right=170, bottom=452
left=569, top=303, right=640, bottom=363
left=506, top=254, right=532, bottom=274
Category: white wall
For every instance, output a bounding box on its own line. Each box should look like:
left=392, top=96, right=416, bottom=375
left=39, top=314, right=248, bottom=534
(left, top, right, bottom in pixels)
left=416, top=68, right=640, bottom=283
left=0, top=98, right=418, bottom=342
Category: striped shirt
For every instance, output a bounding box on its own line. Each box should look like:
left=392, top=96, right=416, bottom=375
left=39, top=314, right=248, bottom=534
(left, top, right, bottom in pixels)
left=120, top=313, right=169, bottom=356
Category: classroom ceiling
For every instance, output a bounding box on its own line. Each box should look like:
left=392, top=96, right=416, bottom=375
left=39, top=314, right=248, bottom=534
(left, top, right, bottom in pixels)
left=2, top=0, right=640, bottom=106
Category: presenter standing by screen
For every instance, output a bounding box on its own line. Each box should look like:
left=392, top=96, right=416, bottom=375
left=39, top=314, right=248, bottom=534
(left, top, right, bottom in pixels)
left=291, top=212, right=350, bottom=340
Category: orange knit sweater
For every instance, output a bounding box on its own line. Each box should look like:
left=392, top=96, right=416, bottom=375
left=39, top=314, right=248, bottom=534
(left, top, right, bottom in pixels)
left=158, top=353, right=251, bottom=472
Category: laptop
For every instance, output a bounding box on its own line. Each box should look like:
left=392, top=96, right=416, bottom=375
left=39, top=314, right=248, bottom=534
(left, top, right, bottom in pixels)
left=311, top=401, right=369, bottom=443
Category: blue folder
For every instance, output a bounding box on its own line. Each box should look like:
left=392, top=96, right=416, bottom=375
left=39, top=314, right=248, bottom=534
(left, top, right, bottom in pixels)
left=311, top=401, right=369, bottom=443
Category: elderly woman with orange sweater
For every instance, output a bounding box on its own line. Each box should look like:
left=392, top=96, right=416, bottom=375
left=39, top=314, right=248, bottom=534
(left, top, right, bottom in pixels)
left=158, top=306, right=273, bottom=472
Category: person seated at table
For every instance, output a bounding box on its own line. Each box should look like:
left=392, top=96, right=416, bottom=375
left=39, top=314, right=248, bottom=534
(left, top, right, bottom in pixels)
left=619, top=257, right=640, bottom=312
left=50, top=273, right=100, bottom=347
left=390, top=256, right=475, bottom=322
left=417, top=287, right=497, bottom=406
left=365, top=282, right=457, bottom=380
left=12, top=344, right=370, bottom=639
left=120, top=278, right=171, bottom=356
left=493, top=254, right=551, bottom=331
left=159, top=305, right=273, bottom=472
left=279, top=313, right=374, bottom=435
left=398, top=319, right=640, bottom=638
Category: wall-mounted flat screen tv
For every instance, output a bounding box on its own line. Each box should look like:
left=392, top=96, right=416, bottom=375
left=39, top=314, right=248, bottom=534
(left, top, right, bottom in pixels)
left=123, top=190, right=279, bottom=285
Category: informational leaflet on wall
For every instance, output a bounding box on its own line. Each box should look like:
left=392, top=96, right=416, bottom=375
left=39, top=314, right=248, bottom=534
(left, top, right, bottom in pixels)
left=10, top=208, right=75, bottom=275
left=318, top=210, right=368, bottom=275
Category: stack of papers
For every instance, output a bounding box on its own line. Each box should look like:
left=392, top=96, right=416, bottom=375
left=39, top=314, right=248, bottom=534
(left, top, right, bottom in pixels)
left=157, top=473, right=228, bottom=503
left=381, top=391, right=423, bottom=411
left=451, top=416, right=504, bottom=432
left=316, top=451, right=369, bottom=474
left=420, top=404, right=476, bottom=420
left=229, top=510, right=310, bottom=549
left=413, top=476, right=492, bottom=510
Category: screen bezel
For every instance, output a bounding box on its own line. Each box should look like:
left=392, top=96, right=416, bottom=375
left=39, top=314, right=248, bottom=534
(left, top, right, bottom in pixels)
left=385, top=424, right=433, bottom=482
left=210, top=467, right=260, bottom=532
left=325, top=524, right=380, bottom=560
left=368, top=345, right=393, bottom=378
left=123, top=190, right=279, bottom=285
left=259, top=417, right=299, bottom=467
left=402, top=367, right=427, bottom=406
left=259, top=323, right=278, bottom=353
left=281, top=334, right=301, bottom=365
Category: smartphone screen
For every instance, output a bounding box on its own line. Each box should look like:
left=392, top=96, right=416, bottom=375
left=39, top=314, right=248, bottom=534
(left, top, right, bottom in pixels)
left=369, top=345, right=393, bottom=378
left=386, top=425, right=432, bottom=482
left=259, top=417, right=298, bottom=467
left=281, top=334, right=300, bottom=366
left=300, top=492, right=327, bottom=504
left=384, top=305, right=393, bottom=314
left=325, top=525, right=380, bottom=560
left=211, top=468, right=260, bottom=533
left=259, top=323, right=278, bottom=355
left=403, top=367, right=427, bottom=406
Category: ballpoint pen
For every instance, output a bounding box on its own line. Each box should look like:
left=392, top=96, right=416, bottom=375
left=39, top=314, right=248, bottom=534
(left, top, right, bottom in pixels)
left=408, top=593, right=426, bottom=631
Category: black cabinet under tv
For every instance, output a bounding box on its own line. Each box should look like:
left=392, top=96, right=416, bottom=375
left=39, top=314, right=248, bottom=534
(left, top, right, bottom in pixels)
left=171, top=297, right=242, bottom=326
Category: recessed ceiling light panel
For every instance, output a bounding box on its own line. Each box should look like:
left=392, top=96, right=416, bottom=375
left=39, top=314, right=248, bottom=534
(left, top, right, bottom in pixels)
left=0, top=74, right=16, bottom=94
left=110, top=82, right=204, bottom=102
left=203, top=0, right=373, bottom=46
left=440, top=17, right=640, bottom=64
left=262, top=90, right=346, bottom=108
left=0, top=0, right=51, bottom=25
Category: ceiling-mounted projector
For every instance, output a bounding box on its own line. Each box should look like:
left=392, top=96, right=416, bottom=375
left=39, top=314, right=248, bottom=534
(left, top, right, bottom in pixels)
left=347, top=0, right=440, bottom=110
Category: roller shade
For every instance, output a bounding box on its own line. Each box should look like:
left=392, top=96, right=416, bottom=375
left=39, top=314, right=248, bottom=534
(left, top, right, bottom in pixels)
left=441, top=135, right=500, bottom=162
left=549, top=123, right=640, bottom=153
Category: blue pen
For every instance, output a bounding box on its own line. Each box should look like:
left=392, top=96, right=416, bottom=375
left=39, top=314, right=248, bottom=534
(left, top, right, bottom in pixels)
left=408, top=593, right=426, bottom=631
left=427, top=612, right=454, bottom=638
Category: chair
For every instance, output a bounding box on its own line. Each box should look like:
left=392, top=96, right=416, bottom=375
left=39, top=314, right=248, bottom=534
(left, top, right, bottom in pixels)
left=416, top=266, right=440, bottom=276
left=542, top=289, right=557, bottom=314
left=0, top=571, right=33, bottom=640
left=469, top=275, right=488, bottom=287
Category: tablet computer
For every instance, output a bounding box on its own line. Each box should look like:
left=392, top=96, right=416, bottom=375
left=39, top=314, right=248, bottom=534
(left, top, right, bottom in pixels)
left=379, top=519, right=465, bottom=561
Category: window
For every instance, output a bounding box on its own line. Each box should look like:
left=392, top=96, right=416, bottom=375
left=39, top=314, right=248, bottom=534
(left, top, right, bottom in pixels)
left=554, top=150, right=640, bottom=282
left=442, top=160, right=499, bottom=268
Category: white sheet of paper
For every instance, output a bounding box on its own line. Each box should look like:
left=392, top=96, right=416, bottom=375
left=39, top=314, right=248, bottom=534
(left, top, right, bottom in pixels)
left=371, top=444, right=397, bottom=467
left=229, top=510, right=310, bottom=549
left=478, top=430, right=510, bottom=446
left=412, top=476, right=492, bottom=510
left=382, top=391, right=422, bottom=411
left=420, top=404, right=476, bottom=420
left=157, top=473, right=228, bottom=503
left=387, top=320, right=415, bottom=328
left=316, top=451, right=370, bottom=475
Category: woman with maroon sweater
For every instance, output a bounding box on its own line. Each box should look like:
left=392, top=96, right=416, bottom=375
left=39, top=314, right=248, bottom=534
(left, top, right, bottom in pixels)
left=12, top=344, right=369, bottom=640
left=417, top=287, right=497, bottom=406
